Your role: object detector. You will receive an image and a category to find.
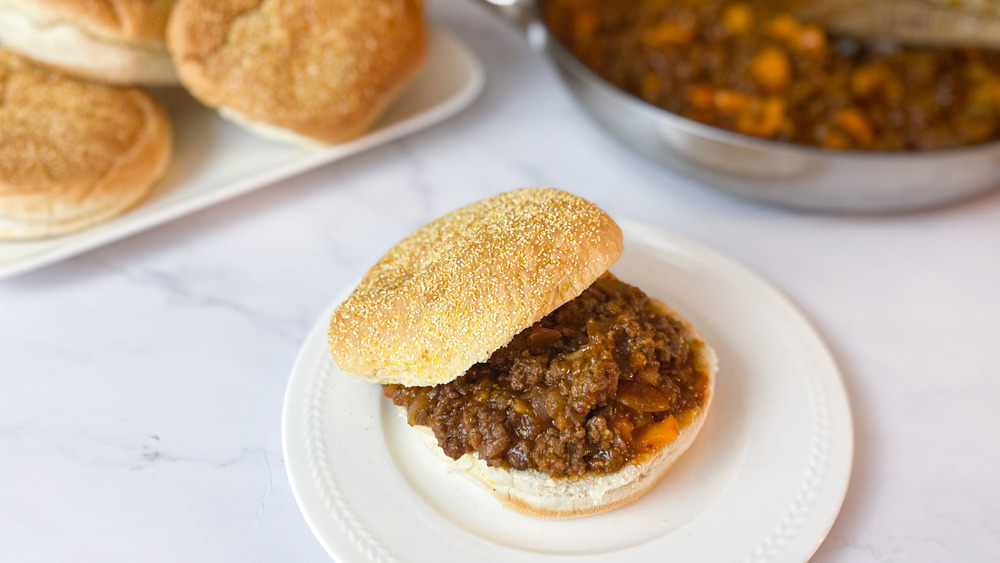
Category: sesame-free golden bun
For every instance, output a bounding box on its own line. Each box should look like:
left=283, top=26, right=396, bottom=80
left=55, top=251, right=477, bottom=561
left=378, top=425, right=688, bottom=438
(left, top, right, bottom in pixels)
left=0, top=0, right=177, bottom=84
left=0, top=50, right=172, bottom=239
left=328, top=187, right=624, bottom=387
left=167, top=0, right=428, bottom=146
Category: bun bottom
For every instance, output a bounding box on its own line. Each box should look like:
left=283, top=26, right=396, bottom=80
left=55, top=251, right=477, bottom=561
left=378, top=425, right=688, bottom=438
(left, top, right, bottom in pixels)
left=218, top=107, right=329, bottom=149
left=401, top=298, right=717, bottom=519
left=217, top=105, right=393, bottom=148
left=0, top=180, right=157, bottom=239
left=0, top=7, right=177, bottom=85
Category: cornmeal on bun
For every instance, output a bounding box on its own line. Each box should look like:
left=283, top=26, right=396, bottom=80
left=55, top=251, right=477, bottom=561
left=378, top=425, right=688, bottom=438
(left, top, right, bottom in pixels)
left=167, top=0, right=427, bottom=146
left=0, top=49, right=171, bottom=239
left=0, top=0, right=177, bottom=85
left=328, top=188, right=717, bottom=518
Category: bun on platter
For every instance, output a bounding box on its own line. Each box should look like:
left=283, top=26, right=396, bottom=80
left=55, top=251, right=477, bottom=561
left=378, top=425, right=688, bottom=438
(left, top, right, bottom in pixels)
left=0, top=49, right=172, bottom=239
left=167, top=0, right=427, bottom=146
left=0, top=0, right=177, bottom=84
left=328, top=188, right=717, bottom=518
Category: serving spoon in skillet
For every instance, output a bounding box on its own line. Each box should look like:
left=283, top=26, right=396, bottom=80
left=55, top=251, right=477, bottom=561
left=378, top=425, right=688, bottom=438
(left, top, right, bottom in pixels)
left=781, top=0, right=1000, bottom=47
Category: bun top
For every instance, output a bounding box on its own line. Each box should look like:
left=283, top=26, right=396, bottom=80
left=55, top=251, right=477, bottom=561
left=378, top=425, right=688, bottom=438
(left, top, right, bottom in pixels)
left=7, top=0, right=175, bottom=47
left=328, top=188, right=623, bottom=387
left=167, top=0, right=427, bottom=143
left=0, top=49, right=169, bottom=229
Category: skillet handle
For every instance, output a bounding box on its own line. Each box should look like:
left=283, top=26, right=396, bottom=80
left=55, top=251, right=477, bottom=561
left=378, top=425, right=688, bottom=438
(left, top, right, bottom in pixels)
left=472, top=0, right=539, bottom=34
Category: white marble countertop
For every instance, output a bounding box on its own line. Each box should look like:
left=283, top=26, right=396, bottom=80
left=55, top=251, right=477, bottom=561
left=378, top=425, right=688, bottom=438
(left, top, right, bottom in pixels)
left=2, top=1, right=999, bottom=561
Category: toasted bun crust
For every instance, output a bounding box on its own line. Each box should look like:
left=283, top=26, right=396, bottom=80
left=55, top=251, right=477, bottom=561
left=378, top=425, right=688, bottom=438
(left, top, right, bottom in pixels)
left=0, top=0, right=177, bottom=84
left=168, top=0, right=427, bottom=144
left=408, top=298, right=717, bottom=519
left=0, top=50, right=172, bottom=239
left=329, top=188, right=624, bottom=387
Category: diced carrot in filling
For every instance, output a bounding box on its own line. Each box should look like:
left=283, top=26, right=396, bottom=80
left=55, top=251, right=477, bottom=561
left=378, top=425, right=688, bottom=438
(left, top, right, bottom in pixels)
left=637, top=415, right=681, bottom=451
left=751, top=47, right=793, bottom=93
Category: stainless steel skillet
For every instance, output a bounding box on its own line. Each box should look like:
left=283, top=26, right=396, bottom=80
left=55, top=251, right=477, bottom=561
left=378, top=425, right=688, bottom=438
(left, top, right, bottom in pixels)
left=476, top=0, right=1000, bottom=212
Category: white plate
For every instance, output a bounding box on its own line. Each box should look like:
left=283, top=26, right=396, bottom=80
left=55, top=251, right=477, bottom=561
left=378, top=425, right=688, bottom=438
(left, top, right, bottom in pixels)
left=0, top=26, right=483, bottom=280
left=282, top=222, right=853, bottom=563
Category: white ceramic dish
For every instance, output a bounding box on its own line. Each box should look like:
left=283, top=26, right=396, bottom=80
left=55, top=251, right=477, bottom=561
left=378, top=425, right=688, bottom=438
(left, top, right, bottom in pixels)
left=282, top=222, right=854, bottom=563
left=0, top=27, right=483, bottom=280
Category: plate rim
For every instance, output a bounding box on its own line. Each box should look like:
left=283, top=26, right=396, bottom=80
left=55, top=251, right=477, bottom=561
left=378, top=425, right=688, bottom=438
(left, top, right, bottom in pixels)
left=282, top=221, right=854, bottom=563
left=619, top=221, right=855, bottom=562
left=0, top=25, right=485, bottom=281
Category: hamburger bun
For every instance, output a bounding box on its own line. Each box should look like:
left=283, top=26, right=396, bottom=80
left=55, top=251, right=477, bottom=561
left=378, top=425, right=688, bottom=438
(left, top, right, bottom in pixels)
left=0, top=0, right=178, bottom=85
left=168, top=0, right=428, bottom=146
left=329, top=187, right=624, bottom=387
left=328, top=188, right=716, bottom=518
left=0, top=49, right=172, bottom=239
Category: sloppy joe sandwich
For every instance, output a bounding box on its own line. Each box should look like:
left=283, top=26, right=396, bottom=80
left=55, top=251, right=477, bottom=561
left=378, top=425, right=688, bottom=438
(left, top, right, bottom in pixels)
left=0, top=0, right=177, bottom=85
left=0, top=49, right=172, bottom=239
left=167, top=0, right=428, bottom=146
left=328, top=188, right=717, bottom=518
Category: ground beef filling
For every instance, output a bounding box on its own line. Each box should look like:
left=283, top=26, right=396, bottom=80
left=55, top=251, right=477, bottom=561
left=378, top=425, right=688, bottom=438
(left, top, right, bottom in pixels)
left=544, top=0, right=1000, bottom=150
left=382, top=273, right=709, bottom=478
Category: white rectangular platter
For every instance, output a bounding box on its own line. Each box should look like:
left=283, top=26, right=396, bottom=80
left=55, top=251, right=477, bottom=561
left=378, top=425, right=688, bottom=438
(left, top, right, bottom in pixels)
left=0, top=26, right=483, bottom=280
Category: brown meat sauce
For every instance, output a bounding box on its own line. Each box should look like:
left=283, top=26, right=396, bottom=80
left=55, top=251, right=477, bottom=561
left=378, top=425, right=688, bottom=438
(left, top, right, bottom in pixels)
left=383, top=274, right=709, bottom=478
left=544, top=0, right=1000, bottom=151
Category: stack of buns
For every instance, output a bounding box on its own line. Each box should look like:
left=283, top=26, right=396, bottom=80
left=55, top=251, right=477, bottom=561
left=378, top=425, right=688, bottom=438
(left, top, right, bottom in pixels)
left=0, top=0, right=428, bottom=239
